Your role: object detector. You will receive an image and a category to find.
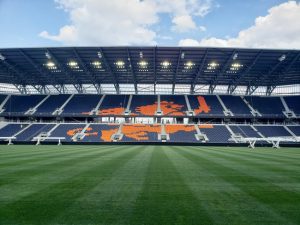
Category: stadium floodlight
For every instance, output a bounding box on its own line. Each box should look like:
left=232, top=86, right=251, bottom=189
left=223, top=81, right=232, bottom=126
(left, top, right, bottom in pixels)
left=138, top=60, right=148, bottom=68
left=45, top=61, right=57, bottom=70
left=278, top=54, right=286, bottom=62
left=68, top=61, right=79, bottom=68
left=207, top=62, right=219, bottom=70
left=0, top=53, right=5, bottom=61
left=139, top=51, right=143, bottom=59
left=92, top=61, right=102, bottom=68
left=230, top=63, right=243, bottom=71
left=233, top=53, right=238, bottom=60
left=115, top=60, right=125, bottom=68
left=97, top=51, right=102, bottom=59
left=184, top=61, right=195, bottom=69
left=161, top=61, right=171, bottom=68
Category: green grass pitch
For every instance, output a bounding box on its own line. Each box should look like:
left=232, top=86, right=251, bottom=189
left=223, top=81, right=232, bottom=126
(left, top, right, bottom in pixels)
left=0, top=145, right=300, bottom=225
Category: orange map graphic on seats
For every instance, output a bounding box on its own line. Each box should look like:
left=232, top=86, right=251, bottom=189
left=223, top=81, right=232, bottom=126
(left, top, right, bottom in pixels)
left=160, top=101, right=185, bottom=116
left=122, top=124, right=160, bottom=140
left=131, top=103, right=158, bottom=116
left=67, top=124, right=214, bottom=142
left=194, top=96, right=211, bottom=115
left=98, top=107, right=125, bottom=115
left=165, top=125, right=196, bottom=133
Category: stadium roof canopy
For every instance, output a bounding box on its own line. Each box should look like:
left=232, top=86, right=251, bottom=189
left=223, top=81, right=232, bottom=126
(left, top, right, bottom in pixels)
left=0, top=46, right=299, bottom=95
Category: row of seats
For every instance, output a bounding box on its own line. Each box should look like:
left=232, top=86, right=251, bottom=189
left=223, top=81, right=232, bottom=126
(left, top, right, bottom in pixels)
left=0, top=123, right=299, bottom=144
left=0, top=94, right=299, bottom=117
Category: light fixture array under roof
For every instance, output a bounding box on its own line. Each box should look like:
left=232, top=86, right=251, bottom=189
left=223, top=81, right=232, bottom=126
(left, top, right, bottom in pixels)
left=115, top=60, right=125, bottom=69
left=138, top=60, right=148, bottom=68
left=184, top=61, right=195, bottom=70
left=91, top=61, right=102, bottom=69
left=227, top=63, right=243, bottom=74
left=161, top=61, right=171, bottom=68
left=206, top=62, right=219, bottom=71
left=68, top=61, right=79, bottom=69
left=45, top=61, right=57, bottom=70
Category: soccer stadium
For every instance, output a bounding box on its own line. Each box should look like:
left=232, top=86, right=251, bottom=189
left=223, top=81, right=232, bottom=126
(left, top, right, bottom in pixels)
left=1, top=1, right=300, bottom=225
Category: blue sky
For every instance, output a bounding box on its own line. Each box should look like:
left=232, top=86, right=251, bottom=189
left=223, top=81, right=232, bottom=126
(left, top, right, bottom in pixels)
left=0, top=0, right=300, bottom=48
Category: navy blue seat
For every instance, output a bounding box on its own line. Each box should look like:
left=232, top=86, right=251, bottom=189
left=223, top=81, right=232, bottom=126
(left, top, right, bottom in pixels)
left=0, top=124, right=28, bottom=137
left=287, top=126, right=300, bottom=136
left=284, top=96, right=300, bottom=116
left=100, top=95, right=129, bottom=115
left=48, top=124, right=86, bottom=142
left=230, top=125, right=260, bottom=138
left=245, top=96, right=285, bottom=118
left=199, top=125, right=232, bottom=143
left=35, top=95, right=70, bottom=115
left=220, top=95, right=252, bottom=117
left=165, top=125, right=197, bottom=143
left=62, top=94, right=101, bottom=115
left=254, top=126, right=291, bottom=137
left=188, top=95, right=224, bottom=117
left=2, top=95, right=46, bottom=114
left=16, top=124, right=55, bottom=141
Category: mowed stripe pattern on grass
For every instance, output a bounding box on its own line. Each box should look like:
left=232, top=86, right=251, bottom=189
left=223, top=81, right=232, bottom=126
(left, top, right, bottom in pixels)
left=0, top=145, right=299, bottom=225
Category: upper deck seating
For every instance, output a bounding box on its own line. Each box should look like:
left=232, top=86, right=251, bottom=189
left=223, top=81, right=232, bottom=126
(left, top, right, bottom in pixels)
left=34, top=94, right=70, bottom=115
left=48, top=124, right=86, bottom=142
left=254, top=125, right=291, bottom=137
left=284, top=96, right=300, bottom=116
left=220, top=95, right=252, bottom=117
left=15, top=124, right=55, bottom=141
left=130, top=95, right=157, bottom=116
left=245, top=96, right=285, bottom=118
left=188, top=95, right=224, bottom=116
left=99, top=95, right=129, bottom=115
left=121, top=124, right=160, bottom=142
left=229, top=125, right=260, bottom=138
left=0, top=123, right=28, bottom=137
left=62, top=94, right=101, bottom=115
left=2, top=95, right=46, bottom=114
left=0, top=95, right=7, bottom=105
left=160, top=95, right=187, bottom=116
left=199, top=125, right=232, bottom=143
left=287, top=126, right=300, bottom=136
left=79, top=124, right=119, bottom=142
left=165, top=124, right=197, bottom=143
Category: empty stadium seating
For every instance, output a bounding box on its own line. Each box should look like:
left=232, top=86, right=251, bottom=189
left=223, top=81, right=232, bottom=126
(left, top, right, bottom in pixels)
left=188, top=95, right=224, bottom=116
left=0, top=123, right=28, bottom=137
left=245, top=96, right=285, bottom=117
left=48, top=124, right=86, bottom=142
left=81, top=124, right=119, bottom=142
left=254, top=125, right=291, bottom=137
left=34, top=94, right=70, bottom=115
left=15, top=124, right=55, bottom=141
left=121, top=124, right=160, bottom=142
left=99, top=95, right=129, bottom=115
left=229, top=125, right=261, bottom=138
left=62, top=94, right=101, bottom=115
left=160, top=95, right=187, bottom=116
left=165, top=125, right=197, bottom=143
left=2, top=95, right=46, bottom=114
left=199, top=125, right=232, bottom=143
left=284, top=96, right=300, bottom=116
left=130, top=95, right=157, bottom=116
left=220, top=96, right=252, bottom=117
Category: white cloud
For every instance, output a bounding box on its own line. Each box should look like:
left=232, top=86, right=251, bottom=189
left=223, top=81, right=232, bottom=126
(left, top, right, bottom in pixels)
left=199, top=26, right=206, bottom=32
left=172, top=15, right=197, bottom=32
left=40, top=0, right=215, bottom=45
left=179, top=1, right=300, bottom=49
